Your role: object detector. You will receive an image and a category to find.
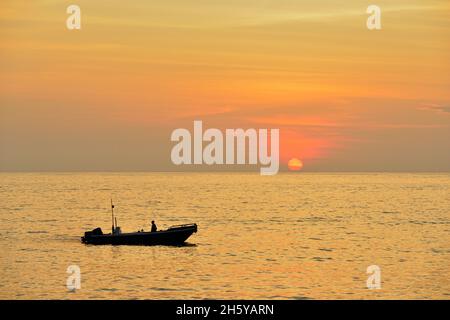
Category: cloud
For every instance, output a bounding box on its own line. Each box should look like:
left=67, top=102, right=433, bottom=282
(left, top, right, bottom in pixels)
left=418, top=104, right=450, bottom=114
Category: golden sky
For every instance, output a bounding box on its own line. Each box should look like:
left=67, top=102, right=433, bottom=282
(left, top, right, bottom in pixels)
left=1, top=0, right=449, bottom=171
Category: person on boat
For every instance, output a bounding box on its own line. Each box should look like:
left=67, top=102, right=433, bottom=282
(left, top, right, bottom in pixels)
left=151, top=220, right=157, bottom=232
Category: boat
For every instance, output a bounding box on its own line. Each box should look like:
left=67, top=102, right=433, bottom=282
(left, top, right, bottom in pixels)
left=81, top=223, right=198, bottom=246
left=81, top=200, right=198, bottom=246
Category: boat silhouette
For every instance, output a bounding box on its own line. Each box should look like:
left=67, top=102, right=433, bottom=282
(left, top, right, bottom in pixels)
left=81, top=223, right=198, bottom=246
left=81, top=200, right=197, bottom=246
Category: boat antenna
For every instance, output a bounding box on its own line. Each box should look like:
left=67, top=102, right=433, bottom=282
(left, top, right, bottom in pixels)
left=111, top=198, right=115, bottom=234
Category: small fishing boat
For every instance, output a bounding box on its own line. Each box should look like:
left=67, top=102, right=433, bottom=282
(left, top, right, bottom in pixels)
left=81, top=200, right=198, bottom=246
left=81, top=224, right=197, bottom=246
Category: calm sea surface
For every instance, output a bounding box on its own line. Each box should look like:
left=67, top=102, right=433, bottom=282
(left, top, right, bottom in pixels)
left=0, top=173, right=449, bottom=299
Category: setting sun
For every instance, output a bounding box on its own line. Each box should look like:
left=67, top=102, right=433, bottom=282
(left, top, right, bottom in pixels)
left=288, top=158, right=304, bottom=171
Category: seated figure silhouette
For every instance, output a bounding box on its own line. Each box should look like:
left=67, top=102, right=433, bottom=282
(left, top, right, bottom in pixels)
left=151, top=220, right=157, bottom=232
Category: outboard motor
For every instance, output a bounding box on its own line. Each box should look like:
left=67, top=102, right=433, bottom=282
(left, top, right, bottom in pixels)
left=82, top=227, right=103, bottom=240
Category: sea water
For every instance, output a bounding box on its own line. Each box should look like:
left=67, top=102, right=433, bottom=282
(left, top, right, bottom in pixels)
left=0, top=172, right=449, bottom=299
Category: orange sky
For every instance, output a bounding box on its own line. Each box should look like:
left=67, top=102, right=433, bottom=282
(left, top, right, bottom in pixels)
left=1, top=0, right=450, bottom=171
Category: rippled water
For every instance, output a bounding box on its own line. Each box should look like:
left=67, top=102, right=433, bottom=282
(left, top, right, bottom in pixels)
left=0, top=173, right=449, bottom=299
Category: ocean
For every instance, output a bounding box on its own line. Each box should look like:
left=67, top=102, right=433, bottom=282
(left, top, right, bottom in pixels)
left=0, top=172, right=449, bottom=299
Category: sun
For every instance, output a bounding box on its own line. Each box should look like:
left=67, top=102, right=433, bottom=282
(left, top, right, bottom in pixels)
left=288, top=158, right=304, bottom=171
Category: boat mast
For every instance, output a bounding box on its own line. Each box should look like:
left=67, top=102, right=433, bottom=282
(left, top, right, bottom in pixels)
left=111, top=198, right=115, bottom=234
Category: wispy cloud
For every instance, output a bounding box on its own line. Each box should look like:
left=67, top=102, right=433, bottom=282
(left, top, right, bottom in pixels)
left=418, top=103, right=450, bottom=114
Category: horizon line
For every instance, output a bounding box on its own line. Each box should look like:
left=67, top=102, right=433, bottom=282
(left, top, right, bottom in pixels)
left=1, top=170, right=449, bottom=174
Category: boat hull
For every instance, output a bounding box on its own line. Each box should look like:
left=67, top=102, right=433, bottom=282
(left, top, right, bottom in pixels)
left=81, top=224, right=197, bottom=246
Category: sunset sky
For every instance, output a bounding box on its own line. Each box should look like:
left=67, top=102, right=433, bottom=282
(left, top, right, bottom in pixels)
left=1, top=0, right=449, bottom=171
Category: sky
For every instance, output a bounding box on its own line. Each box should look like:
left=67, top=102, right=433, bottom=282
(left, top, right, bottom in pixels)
left=1, top=0, right=449, bottom=171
